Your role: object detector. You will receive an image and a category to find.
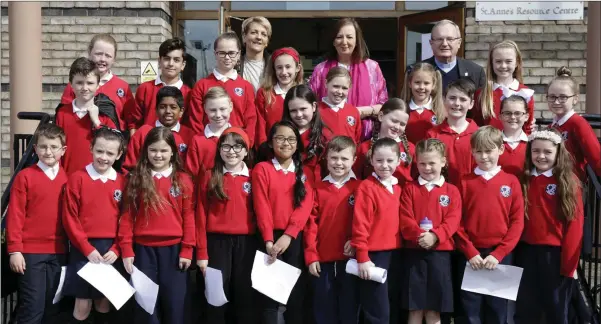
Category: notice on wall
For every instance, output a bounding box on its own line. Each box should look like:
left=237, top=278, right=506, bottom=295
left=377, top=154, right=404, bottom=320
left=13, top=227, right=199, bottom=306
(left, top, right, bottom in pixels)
left=140, top=61, right=159, bottom=84
left=476, top=2, right=584, bottom=21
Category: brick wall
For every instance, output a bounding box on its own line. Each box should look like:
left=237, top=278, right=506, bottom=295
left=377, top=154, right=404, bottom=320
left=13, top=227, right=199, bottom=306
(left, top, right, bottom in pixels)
left=464, top=1, right=588, bottom=119
left=0, top=1, right=173, bottom=191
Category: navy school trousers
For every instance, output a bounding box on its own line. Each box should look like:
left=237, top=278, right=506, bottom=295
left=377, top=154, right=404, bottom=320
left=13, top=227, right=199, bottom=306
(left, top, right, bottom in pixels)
left=15, top=253, right=66, bottom=324
left=456, top=247, right=513, bottom=324
left=132, top=243, right=190, bottom=324
left=355, top=250, right=392, bottom=324
left=312, top=260, right=359, bottom=324
left=513, top=243, right=573, bottom=324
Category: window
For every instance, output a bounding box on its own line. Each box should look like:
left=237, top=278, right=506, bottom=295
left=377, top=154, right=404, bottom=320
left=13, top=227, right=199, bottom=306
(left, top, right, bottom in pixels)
left=181, top=20, right=219, bottom=86
left=181, top=1, right=221, bottom=10
left=231, top=1, right=395, bottom=11
left=404, top=1, right=449, bottom=10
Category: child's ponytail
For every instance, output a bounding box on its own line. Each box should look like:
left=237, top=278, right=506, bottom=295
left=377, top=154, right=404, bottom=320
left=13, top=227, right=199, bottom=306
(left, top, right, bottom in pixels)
left=401, top=62, right=444, bottom=124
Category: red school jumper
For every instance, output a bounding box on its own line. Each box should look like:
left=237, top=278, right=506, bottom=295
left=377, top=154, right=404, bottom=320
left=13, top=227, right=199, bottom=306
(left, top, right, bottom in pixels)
left=498, top=133, right=528, bottom=179
left=406, top=99, right=439, bottom=144
left=251, top=160, right=314, bottom=243
left=123, top=123, right=196, bottom=170
left=426, top=119, right=479, bottom=186
left=61, top=75, right=134, bottom=130
left=318, top=101, right=362, bottom=144
left=7, top=163, right=68, bottom=254
left=455, top=170, right=524, bottom=261
left=304, top=176, right=362, bottom=266
left=351, top=175, right=402, bottom=263
left=118, top=171, right=196, bottom=259
left=126, top=78, right=191, bottom=131
left=55, top=104, right=117, bottom=175
left=522, top=171, right=583, bottom=277
left=256, top=87, right=285, bottom=147
left=552, top=112, right=601, bottom=180
left=399, top=179, right=461, bottom=251
left=473, top=82, right=535, bottom=133
left=353, top=138, right=415, bottom=184
left=195, top=167, right=255, bottom=260
left=62, top=165, right=125, bottom=257
left=184, top=73, right=257, bottom=146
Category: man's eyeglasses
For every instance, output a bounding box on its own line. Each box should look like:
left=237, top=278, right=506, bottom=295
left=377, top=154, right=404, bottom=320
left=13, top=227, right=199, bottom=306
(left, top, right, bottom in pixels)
left=215, top=51, right=239, bottom=58
left=431, top=37, right=461, bottom=44
left=273, top=136, right=297, bottom=145
left=221, top=144, right=245, bottom=153
left=35, top=145, right=64, bottom=153
left=546, top=95, right=576, bottom=103
left=501, top=111, right=527, bottom=118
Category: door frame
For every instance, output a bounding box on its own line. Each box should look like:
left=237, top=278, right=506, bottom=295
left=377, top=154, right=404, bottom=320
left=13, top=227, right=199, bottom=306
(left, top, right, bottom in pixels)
left=397, top=5, right=465, bottom=96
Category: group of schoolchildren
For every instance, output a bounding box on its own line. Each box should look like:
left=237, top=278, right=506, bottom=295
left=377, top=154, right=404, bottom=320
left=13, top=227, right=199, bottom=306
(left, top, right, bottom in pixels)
left=6, top=28, right=601, bottom=324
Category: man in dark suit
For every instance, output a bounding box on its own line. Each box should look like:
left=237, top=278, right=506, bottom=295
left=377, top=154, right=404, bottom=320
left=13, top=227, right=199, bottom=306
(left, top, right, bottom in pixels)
left=421, top=19, right=486, bottom=91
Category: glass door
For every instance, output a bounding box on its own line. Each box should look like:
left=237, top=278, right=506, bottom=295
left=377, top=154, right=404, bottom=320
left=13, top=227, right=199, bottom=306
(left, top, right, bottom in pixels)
left=397, top=5, right=465, bottom=95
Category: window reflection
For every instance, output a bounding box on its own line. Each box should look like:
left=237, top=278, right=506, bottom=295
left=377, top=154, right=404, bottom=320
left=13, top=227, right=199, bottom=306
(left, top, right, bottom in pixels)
left=231, top=1, right=395, bottom=10
left=181, top=20, right=219, bottom=87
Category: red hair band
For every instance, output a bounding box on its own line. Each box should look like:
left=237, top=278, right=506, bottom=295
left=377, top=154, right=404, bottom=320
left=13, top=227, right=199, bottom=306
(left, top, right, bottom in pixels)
left=271, top=47, right=300, bottom=63
left=221, top=127, right=250, bottom=149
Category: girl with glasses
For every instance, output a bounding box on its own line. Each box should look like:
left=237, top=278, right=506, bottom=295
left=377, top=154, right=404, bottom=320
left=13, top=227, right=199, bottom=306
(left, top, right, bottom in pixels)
left=498, top=95, right=530, bottom=179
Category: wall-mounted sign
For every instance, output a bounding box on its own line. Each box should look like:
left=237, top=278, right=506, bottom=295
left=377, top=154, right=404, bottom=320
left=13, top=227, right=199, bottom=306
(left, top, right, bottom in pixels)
left=476, top=2, right=584, bottom=21
left=140, top=61, right=159, bottom=84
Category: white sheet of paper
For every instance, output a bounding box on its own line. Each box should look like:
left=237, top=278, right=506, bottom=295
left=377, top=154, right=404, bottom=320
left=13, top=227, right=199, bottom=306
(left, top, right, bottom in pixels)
left=52, top=266, right=66, bottom=304
left=77, top=262, right=135, bottom=310
left=251, top=251, right=302, bottom=305
left=204, top=267, right=229, bottom=307
left=461, top=263, right=523, bottom=301
left=345, top=259, right=388, bottom=283
left=130, top=265, right=159, bottom=315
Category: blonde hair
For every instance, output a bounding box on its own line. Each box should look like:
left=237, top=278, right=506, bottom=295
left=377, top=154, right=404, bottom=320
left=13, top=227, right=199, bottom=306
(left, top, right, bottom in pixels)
left=480, top=40, right=524, bottom=120
left=325, top=66, right=351, bottom=85
left=88, top=34, right=118, bottom=57
left=242, top=16, right=273, bottom=41
left=401, top=62, right=445, bottom=125
left=203, top=86, right=232, bottom=104
left=261, top=47, right=304, bottom=107
left=470, top=126, right=503, bottom=151
left=547, top=66, right=579, bottom=95
left=415, top=138, right=448, bottom=177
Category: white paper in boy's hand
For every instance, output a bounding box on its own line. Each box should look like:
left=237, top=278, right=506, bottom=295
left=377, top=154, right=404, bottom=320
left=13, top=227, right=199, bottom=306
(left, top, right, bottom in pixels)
left=461, top=262, right=523, bottom=301
left=251, top=251, right=302, bottom=305
left=130, top=265, right=159, bottom=315
left=345, top=259, right=387, bottom=283
left=52, top=266, right=67, bottom=304
left=77, top=262, right=135, bottom=310
left=204, top=267, right=228, bottom=307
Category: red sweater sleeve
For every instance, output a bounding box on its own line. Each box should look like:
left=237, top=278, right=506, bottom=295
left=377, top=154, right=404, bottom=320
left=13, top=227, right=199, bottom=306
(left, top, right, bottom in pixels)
left=123, top=130, right=143, bottom=170
left=430, top=186, right=462, bottom=246
left=118, top=201, right=135, bottom=258
left=127, top=84, right=146, bottom=130
left=561, top=184, right=584, bottom=277
left=355, top=110, right=362, bottom=145
left=398, top=187, right=423, bottom=243
left=243, top=83, right=258, bottom=147
left=351, top=186, right=375, bottom=263
left=490, top=179, right=524, bottom=261
left=122, top=86, right=136, bottom=130
left=524, top=96, right=535, bottom=134
left=185, top=82, right=206, bottom=134
left=185, top=138, right=202, bottom=178
left=575, top=119, right=601, bottom=176
left=61, top=84, right=75, bottom=104
left=303, top=192, right=319, bottom=266
left=284, top=181, right=313, bottom=239
left=195, top=171, right=210, bottom=260
left=179, top=175, right=196, bottom=260
left=455, top=180, right=480, bottom=259
left=252, top=165, right=275, bottom=242
left=6, top=173, right=28, bottom=253
left=62, top=176, right=95, bottom=257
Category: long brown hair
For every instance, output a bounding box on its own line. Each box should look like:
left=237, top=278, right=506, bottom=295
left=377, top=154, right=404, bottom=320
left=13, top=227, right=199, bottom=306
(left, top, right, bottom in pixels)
left=401, top=62, right=445, bottom=124
left=368, top=98, right=412, bottom=166
left=125, top=127, right=187, bottom=215
left=261, top=47, right=304, bottom=107
left=208, top=132, right=251, bottom=200
left=326, top=18, right=369, bottom=64
left=521, top=128, right=579, bottom=221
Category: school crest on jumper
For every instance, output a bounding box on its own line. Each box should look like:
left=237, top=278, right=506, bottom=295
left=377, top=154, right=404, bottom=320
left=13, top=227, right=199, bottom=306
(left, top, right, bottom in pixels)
left=178, top=143, right=188, bottom=153
left=500, top=185, right=511, bottom=198
left=348, top=194, right=355, bottom=206
left=242, top=182, right=251, bottom=194
left=561, top=131, right=568, bottom=140
left=113, top=189, right=122, bottom=202
left=234, top=87, right=244, bottom=97
left=546, top=184, right=557, bottom=196
left=439, top=195, right=450, bottom=207
left=170, top=186, right=182, bottom=198
left=400, top=152, right=408, bottom=162
left=117, top=88, right=125, bottom=98
left=346, top=116, right=356, bottom=126
left=301, top=174, right=307, bottom=184
left=431, top=115, right=437, bottom=125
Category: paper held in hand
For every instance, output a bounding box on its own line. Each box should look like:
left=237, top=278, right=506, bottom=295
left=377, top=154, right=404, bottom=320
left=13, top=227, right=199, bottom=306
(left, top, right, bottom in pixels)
left=460, top=263, right=523, bottom=301
left=345, top=259, right=387, bottom=283
left=251, top=251, right=302, bottom=305
left=77, top=262, right=136, bottom=310
left=204, top=267, right=229, bottom=307
left=129, top=265, right=159, bottom=315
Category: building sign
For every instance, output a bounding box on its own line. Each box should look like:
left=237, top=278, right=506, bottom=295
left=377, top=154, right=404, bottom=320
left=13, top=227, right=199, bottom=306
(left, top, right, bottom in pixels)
left=140, top=61, right=158, bottom=83
left=476, top=2, right=584, bottom=21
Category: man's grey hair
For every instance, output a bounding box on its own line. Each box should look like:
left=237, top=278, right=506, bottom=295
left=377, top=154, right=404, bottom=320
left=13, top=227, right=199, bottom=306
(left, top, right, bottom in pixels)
left=431, top=19, right=461, bottom=38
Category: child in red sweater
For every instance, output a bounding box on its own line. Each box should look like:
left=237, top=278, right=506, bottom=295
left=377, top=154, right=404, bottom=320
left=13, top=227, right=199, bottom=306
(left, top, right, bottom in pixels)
left=118, top=127, right=195, bottom=324
left=353, top=98, right=415, bottom=184
left=351, top=137, right=402, bottom=324
left=514, top=129, right=583, bottom=324
left=426, top=79, right=479, bottom=186
left=318, top=67, right=362, bottom=144
left=62, top=127, right=126, bottom=323
left=185, top=32, right=257, bottom=146
left=498, top=95, right=530, bottom=178
left=127, top=38, right=191, bottom=135
left=55, top=57, right=117, bottom=175
left=185, top=86, right=233, bottom=177
left=256, top=47, right=303, bottom=147
left=455, top=126, right=525, bottom=324
left=61, top=34, right=134, bottom=130
left=124, top=86, right=195, bottom=170
left=7, top=124, right=68, bottom=323
left=401, top=62, right=445, bottom=144
left=548, top=66, right=601, bottom=180
left=400, top=138, right=461, bottom=324
left=473, top=40, right=535, bottom=133
left=252, top=120, right=314, bottom=324
left=195, top=127, right=255, bottom=324
left=304, top=136, right=360, bottom=324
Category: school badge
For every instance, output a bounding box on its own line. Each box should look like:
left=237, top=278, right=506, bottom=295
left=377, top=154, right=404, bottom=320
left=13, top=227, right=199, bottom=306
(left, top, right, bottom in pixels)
left=431, top=115, right=438, bottom=125
left=500, top=185, right=511, bottom=198
left=348, top=194, right=355, bottom=206
left=546, top=184, right=557, bottom=196
left=170, top=186, right=182, bottom=198
left=234, top=87, right=244, bottom=97
left=178, top=143, right=188, bottom=153
left=117, top=88, right=125, bottom=98
left=113, top=189, right=122, bottom=202
left=346, top=116, right=356, bottom=126
left=242, top=182, right=251, bottom=194
left=561, top=131, right=568, bottom=140
left=439, top=195, right=450, bottom=207
left=400, top=151, right=408, bottom=162
left=301, top=174, right=307, bottom=184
